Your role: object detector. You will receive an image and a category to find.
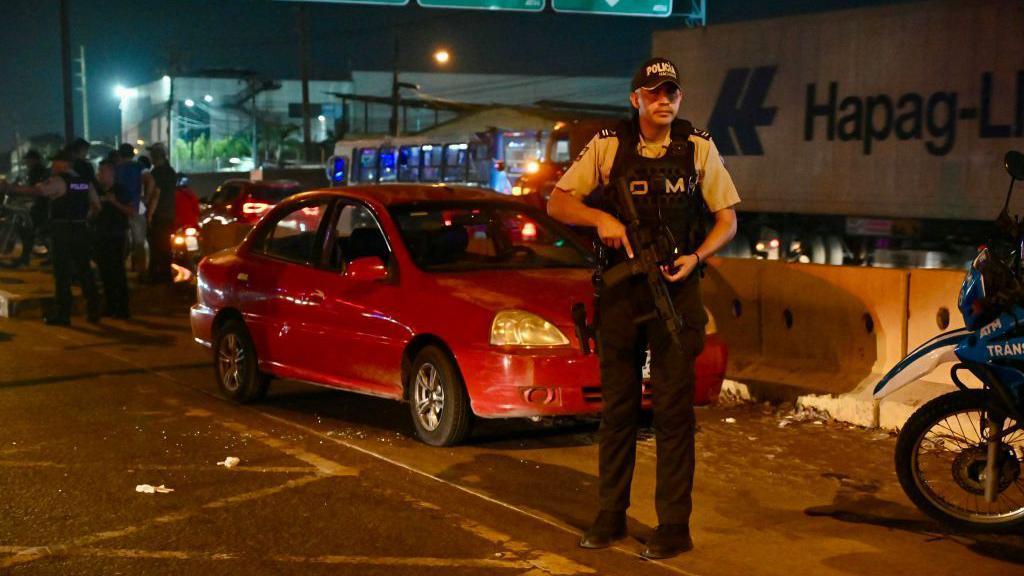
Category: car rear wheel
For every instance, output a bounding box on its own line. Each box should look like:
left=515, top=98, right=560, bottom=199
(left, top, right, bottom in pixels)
left=214, top=319, right=271, bottom=403
left=409, top=346, right=472, bottom=446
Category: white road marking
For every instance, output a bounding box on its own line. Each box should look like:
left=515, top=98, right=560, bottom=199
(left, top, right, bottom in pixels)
left=0, top=475, right=325, bottom=569
left=27, top=323, right=701, bottom=576
left=0, top=546, right=533, bottom=569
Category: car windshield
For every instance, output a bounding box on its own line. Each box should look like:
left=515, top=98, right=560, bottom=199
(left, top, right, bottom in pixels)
left=252, top=185, right=303, bottom=203
left=390, top=202, right=593, bottom=272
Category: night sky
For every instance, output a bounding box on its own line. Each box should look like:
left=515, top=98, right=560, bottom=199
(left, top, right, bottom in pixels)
left=0, top=0, right=916, bottom=152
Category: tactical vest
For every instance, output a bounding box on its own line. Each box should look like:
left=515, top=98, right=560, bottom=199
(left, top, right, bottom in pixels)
left=51, top=173, right=92, bottom=221
left=599, top=119, right=709, bottom=262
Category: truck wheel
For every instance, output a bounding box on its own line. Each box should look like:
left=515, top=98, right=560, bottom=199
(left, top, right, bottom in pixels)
left=409, top=346, right=472, bottom=446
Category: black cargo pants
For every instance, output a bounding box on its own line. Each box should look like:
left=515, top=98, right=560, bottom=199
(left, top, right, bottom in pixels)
left=596, top=272, right=706, bottom=525
left=51, top=220, right=100, bottom=321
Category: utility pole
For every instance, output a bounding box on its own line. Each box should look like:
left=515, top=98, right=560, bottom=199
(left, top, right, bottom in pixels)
left=250, top=77, right=258, bottom=168
left=75, top=45, right=89, bottom=141
left=59, top=0, right=74, bottom=142
left=299, top=5, right=313, bottom=162
left=167, top=75, right=174, bottom=162
left=390, top=35, right=399, bottom=137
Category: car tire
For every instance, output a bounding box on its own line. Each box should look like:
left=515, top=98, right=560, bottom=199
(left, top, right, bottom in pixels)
left=408, top=346, right=472, bottom=446
left=214, top=319, right=271, bottom=403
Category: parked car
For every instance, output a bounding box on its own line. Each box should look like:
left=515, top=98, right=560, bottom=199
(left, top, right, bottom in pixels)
left=172, top=179, right=306, bottom=274
left=191, top=184, right=728, bottom=445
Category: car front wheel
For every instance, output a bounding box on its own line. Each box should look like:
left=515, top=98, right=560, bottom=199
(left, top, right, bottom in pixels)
left=214, top=319, right=271, bottom=403
left=409, top=346, right=472, bottom=446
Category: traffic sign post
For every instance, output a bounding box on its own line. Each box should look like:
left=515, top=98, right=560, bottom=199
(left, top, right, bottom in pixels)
left=416, top=0, right=543, bottom=11
left=551, top=0, right=673, bottom=18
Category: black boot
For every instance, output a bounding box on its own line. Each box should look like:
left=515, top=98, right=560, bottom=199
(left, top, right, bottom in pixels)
left=642, top=524, right=693, bottom=559
left=579, top=511, right=627, bottom=549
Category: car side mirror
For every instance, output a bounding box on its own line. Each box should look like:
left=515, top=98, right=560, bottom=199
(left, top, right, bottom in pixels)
left=346, top=256, right=388, bottom=281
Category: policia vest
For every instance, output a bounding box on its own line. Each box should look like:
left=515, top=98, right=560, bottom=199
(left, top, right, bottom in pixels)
left=593, top=118, right=710, bottom=267
left=51, top=173, right=92, bottom=222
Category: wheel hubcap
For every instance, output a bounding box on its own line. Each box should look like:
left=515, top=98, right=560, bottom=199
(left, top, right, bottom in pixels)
left=413, top=363, right=444, bottom=432
left=217, top=334, right=245, bottom=392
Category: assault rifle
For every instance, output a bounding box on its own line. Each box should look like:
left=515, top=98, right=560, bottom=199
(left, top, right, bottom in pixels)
left=572, top=177, right=688, bottom=355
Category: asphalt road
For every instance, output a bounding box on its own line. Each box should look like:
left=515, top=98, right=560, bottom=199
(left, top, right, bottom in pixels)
left=1, top=289, right=1022, bottom=575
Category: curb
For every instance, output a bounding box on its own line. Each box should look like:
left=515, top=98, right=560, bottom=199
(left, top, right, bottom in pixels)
left=721, top=377, right=958, bottom=431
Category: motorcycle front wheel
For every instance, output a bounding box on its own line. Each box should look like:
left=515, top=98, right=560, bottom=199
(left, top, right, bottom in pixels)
left=896, top=390, right=1024, bottom=532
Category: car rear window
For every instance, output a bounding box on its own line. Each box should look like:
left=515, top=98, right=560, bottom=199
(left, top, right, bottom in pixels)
left=389, top=202, right=592, bottom=272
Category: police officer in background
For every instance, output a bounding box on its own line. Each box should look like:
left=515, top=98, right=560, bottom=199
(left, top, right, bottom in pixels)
left=2, top=150, right=101, bottom=325
left=547, top=57, right=739, bottom=559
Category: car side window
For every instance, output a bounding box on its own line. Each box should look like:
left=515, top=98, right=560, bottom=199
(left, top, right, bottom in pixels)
left=261, top=200, right=330, bottom=265
left=328, top=203, right=391, bottom=271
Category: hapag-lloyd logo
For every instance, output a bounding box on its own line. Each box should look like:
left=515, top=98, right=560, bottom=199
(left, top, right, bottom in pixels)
left=707, top=66, right=778, bottom=156
left=707, top=65, right=1024, bottom=157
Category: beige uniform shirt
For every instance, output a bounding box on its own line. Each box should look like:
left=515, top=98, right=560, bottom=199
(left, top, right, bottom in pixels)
left=555, top=127, right=741, bottom=213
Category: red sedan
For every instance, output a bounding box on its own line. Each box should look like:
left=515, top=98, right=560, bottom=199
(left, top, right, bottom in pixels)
left=191, top=185, right=727, bottom=446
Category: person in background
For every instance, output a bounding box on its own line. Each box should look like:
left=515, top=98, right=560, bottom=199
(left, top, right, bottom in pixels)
left=115, top=143, right=147, bottom=276
left=69, top=137, right=96, bottom=187
left=1, top=150, right=102, bottom=325
left=144, top=143, right=177, bottom=284
left=10, top=149, right=50, bottom=267
left=94, top=159, right=132, bottom=318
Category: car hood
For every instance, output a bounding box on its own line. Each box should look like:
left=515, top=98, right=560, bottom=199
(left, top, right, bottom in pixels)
left=429, top=268, right=592, bottom=325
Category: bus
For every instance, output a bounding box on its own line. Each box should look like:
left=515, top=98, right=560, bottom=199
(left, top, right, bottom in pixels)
left=325, top=129, right=554, bottom=199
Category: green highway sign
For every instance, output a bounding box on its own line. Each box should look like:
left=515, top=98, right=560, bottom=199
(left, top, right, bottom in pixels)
left=277, top=0, right=409, bottom=6
left=552, top=0, right=672, bottom=17
left=416, top=0, right=544, bottom=12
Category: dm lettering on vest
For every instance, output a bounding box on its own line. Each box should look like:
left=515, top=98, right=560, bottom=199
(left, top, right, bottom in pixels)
left=630, top=178, right=693, bottom=196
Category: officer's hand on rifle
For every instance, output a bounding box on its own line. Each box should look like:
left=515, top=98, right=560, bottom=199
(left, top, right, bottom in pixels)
left=661, top=253, right=700, bottom=282
left=597, top=212, right=634, bottom=258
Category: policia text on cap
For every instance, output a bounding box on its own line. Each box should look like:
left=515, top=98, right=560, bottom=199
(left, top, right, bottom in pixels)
left=546, top=57, right=740, bottom=559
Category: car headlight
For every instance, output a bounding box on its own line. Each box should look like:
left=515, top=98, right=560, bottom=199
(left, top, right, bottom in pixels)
left=490, top=310, right=569, bottom=347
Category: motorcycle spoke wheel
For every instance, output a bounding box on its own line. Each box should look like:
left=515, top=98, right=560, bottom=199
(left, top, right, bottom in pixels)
left=905, top=394, right=1024, bottom=526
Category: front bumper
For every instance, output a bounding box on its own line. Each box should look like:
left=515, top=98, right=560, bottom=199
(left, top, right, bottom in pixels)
left=458, top=333, right=728, bottom=418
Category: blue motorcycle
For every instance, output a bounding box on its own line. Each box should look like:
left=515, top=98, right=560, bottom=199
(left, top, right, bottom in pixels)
left=875, top=151, right=1024, bottom=531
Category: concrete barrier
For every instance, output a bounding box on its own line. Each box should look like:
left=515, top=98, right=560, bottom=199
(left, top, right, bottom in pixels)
left=704, top=258, right=981, bottom=429
left=705, top=259, right=910, bottom=425
left=702, top=258, right=763, bottom=368
left=878, top=268, right=974, bottom=429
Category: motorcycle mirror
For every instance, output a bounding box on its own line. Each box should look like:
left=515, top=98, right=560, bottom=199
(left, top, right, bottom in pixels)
left=999, top=151, right=1024, bottom=218
left=1006, top=150, right=1024, bottom=181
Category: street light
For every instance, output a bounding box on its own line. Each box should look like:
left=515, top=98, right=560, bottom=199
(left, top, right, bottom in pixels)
left=114, top=85, right=137, bottom=99
left=434, top=49, right=450, bottom=65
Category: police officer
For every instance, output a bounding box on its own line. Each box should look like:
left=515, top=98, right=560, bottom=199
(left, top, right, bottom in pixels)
left=2, top=150, right=102, bottom=325
left=547, top=57, right=739, bottom=559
